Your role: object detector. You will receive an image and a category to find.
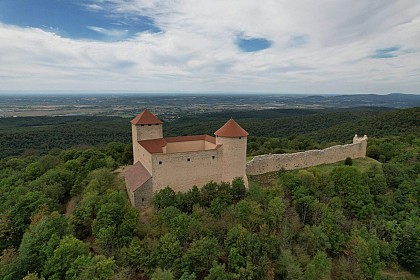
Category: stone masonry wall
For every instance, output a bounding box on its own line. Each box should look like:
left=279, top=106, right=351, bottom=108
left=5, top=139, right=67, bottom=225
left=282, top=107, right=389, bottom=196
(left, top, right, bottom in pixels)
left=151, top=147, right=223, bottom=193
left=133, top=179, right=153, bottom=209
left=246, top=135, right=368, bottom=175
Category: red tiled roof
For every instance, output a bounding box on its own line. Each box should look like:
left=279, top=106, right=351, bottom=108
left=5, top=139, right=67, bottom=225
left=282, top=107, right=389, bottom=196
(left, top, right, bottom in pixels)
left=124, top=161, right=152, bottom=192
left=139, top=135, right=217, bottom=154
left=214, top=119, right=248, bottom=137
left=139, top=138, right=167, bottom=154
left=130, top=109, right=163, bottom=125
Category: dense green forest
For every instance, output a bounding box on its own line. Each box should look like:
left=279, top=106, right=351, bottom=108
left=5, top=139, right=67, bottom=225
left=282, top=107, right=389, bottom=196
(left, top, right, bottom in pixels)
left=0, top=107, right=418, bottom=158
left=0, top=107, right=419, bottom=279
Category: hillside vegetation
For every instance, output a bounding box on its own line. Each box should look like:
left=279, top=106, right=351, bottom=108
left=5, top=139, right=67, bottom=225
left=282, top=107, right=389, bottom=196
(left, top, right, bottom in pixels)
left=0, top=106, right=419, bottom=279
left=0, top=135, right=418, bottom=279
left=0, top=107, right=418, bottom=158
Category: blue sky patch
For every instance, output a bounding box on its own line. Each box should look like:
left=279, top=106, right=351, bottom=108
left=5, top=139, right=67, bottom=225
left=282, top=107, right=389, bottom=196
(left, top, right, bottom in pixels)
left=0, top=0, right=160, bottom=41
left=370, top=46, right=401, bottom=59
left=236, top=35, right=272, bottom=52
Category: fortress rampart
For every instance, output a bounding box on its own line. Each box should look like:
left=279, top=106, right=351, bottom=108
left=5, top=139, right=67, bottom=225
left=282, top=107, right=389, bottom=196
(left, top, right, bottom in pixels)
left=246, top=135, right=368, bottom=175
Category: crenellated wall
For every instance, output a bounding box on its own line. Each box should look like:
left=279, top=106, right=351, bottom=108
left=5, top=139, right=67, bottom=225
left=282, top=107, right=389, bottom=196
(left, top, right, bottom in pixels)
left=246, top=135, right=368, bottom=175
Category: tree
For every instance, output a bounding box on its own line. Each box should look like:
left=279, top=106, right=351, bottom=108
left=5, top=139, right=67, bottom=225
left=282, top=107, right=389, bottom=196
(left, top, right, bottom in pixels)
left=228, top=247, right=246, bottom=273
left=62, top=253, right=117, bottom=280
left=204, top=261, right=236, bottom=280
left=42, top=235, right=90, bottom=279
left=331, top=167, right=373, bottom=220
left=18, top=212, right=71, bottom=277
left=200, top=182, right=218, bottom=208
left=153, top=187, right=177, bottom=210
left=92, top=191, right=139, bottom=252
left=276, top=249, right=303, bottom=280
left=123, top=237, right=156, bottom=276
left=235, top=200, right=263, bottom=231
left=3, top=191, right=56, bottom=249
left=151, top=268, right=174, bottom=280
left=267, top=197, right=286, bottom=231
left=344, top=157, right=352, bottom=166
left=397, top=221, right=420, bottom=274
left=179, top=272, right=197, bottom=280
left=176, top=186, right=200, bottom=214
left=231, top=178, right=246, bottom=202
left=185, top=237, right=221, bottom=278
left=382, top=163, right=406, bottom=189
left=155, top=233, right=183, bottom=270
left=305, top=251, right=331, bottom=280
left=348, top=228, right=385, bottom=279
left=167, top=212, right=205, bottom=246
left=210, top=197, right=228, bottom=217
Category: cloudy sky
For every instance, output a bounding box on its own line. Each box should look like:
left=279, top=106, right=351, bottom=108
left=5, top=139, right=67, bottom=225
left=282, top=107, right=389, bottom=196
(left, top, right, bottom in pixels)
left=0, top=0, right=419, bottom=94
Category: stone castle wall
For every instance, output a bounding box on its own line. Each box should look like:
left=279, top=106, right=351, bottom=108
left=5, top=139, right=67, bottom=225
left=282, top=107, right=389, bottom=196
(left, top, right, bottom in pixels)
left=133, top=143, right=152, bottom=173
left=133, top=123, right=163, bottom=141
left=246, top=135, right=368, bottom=175
left=133, top=179, right=153, bottom=208
left=151, top=147, right=223, bottom=193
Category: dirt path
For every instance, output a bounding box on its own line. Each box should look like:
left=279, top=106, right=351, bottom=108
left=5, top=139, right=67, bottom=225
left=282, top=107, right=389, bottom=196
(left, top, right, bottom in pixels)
left=65, top=196, right=79, bottom=216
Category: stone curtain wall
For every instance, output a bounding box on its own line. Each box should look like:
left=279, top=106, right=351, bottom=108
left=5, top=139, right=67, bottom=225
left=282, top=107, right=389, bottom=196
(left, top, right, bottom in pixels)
left=246, top=135, right=368, bottom=176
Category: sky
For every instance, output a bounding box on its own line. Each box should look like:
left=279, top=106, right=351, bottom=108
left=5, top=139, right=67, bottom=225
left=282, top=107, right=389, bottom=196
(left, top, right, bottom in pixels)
left=0, top=0, right=419, bottom=94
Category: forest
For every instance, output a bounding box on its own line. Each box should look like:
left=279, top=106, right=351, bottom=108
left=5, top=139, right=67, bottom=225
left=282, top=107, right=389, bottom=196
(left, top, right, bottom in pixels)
left=0, top=106, right=419, bottom=279
left=0, top=107, right=418, bottom=158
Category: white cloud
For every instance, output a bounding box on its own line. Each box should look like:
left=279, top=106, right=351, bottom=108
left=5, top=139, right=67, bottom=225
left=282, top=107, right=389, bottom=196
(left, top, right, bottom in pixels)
left=82, top=3, right=104, bottom=12
left=0, top=0, right=420, bottom=93
left=87, top=26, right=129, bottom=39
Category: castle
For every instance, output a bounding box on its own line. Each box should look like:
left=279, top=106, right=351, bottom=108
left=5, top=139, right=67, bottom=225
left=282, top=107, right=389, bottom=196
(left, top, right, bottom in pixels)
left=124, top=109, right=368, bottom=209
left=124, top=109, right=248, bottom=208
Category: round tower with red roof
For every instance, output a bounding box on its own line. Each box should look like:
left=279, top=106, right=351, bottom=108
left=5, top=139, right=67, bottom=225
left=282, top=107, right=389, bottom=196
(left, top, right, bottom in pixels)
left=214, top=118, right=249, bottom=186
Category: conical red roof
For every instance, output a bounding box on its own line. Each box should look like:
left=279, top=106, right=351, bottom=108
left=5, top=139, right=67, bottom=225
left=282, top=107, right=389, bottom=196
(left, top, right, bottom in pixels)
left=214, top=119, right=248, bottom=137
left=131, top=109, right=163, bottom=125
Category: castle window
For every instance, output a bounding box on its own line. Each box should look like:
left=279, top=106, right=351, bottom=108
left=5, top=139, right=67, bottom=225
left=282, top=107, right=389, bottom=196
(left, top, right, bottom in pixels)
left=187, top=158, right=191, bottom=162
left=148, top=124, right=152, bottom=126
left=239, top=137, right=242, bottom=139
left=212, top=156, right=215, bottom=159
left=142, top=198, right=145, bottom=202
left=141, top=124, right=144, bottom=126
left=159, top=161, right=162, bottom=165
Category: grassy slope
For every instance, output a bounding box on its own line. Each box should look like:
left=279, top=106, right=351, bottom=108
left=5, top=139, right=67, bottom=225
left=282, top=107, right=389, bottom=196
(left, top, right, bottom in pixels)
left=305, top=157, right=381, bottom=174
left=249, top=157, right=382, bottom=188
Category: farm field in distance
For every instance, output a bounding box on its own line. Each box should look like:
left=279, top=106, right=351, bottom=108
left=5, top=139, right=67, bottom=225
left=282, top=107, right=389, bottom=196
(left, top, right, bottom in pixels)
left=1, top=93, right=419, bottom=118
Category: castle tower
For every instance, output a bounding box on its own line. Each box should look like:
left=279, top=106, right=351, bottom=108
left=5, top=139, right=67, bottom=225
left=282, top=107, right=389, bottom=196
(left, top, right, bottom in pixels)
left=131, top=109, right=163, bottom=142
left=353, top=134, right=368, bottom=158
left=215, top=119, right=249, bottom=187
left=131, top=110, right=163, bottom=163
